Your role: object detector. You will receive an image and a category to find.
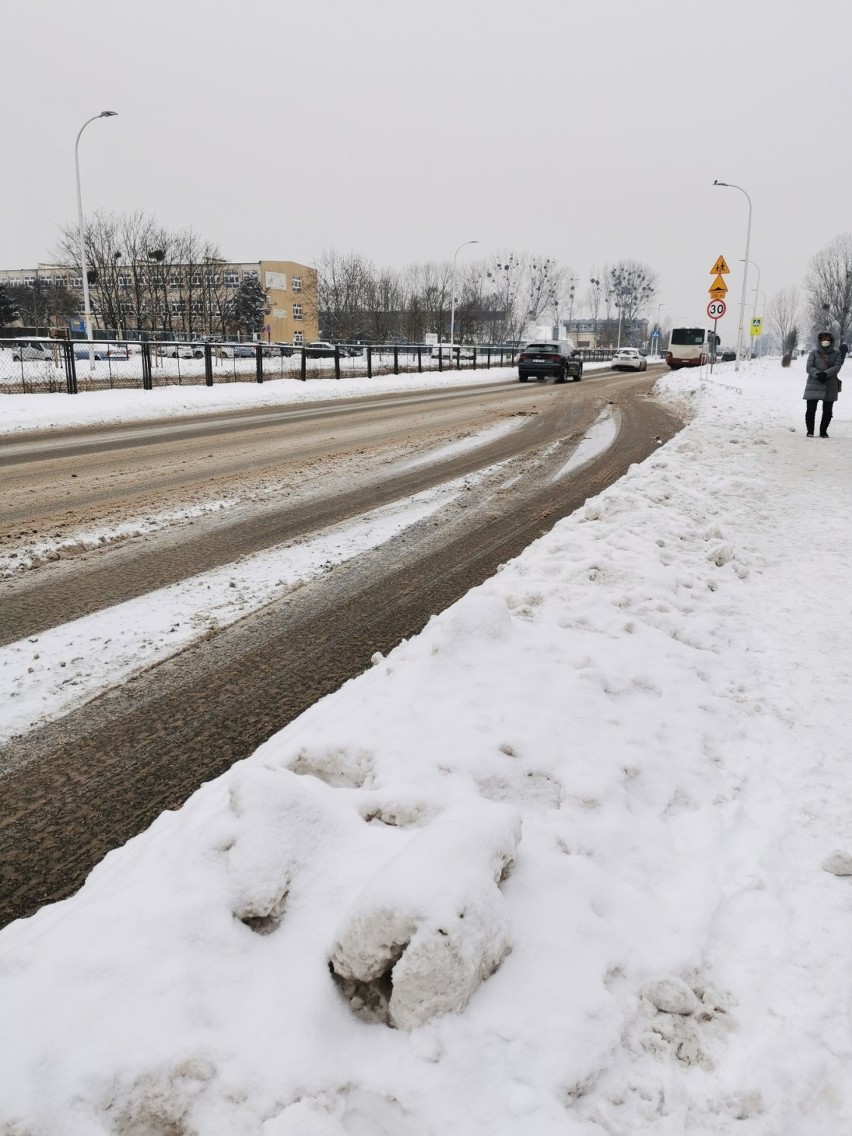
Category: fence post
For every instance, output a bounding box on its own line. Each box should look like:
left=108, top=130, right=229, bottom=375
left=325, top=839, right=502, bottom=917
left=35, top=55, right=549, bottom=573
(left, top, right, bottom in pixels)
left=141, top=341, right=153, bottom=390
left=472, top=348, right=477, bottom=371
left=300, top=347, right=307, bottom=381
left=486, top=348, right=491, bottom=369
left=204, top=343, right=213, bottom=386
left=393, top=345, right=399, bottom=375
left=367, top=345, right=372, bottom=378
left=62, top=340, right=78, bottom=394
left=417, top=346, right=422, bottom=373
left=438, top=346, right=443, bottom=373
left=255, top=344, right=263, bottom=383
left=334, top=346, right=341, bottom=380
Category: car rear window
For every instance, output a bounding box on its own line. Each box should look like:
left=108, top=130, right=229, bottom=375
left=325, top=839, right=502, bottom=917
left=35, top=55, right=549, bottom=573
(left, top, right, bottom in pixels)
left=525, top=343, right=558, bottom=351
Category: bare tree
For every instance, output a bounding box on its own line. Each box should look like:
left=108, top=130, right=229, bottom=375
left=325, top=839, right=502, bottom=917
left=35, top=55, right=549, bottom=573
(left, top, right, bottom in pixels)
left=805, top=234, right=852, bottom=345
left=609, top=260, right=658, bottom=345
left=766, top=286, right=800, bottom=361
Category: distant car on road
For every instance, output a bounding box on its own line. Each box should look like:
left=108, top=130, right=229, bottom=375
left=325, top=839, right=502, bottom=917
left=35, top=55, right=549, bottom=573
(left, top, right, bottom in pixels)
left=611, top=347, right=647, bottom=371
left=517, top=340, right=582, bottom=383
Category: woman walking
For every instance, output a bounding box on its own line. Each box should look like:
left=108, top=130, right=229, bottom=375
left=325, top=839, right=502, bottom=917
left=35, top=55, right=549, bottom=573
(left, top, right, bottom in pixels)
left=804, top=331, right=844, bottom=437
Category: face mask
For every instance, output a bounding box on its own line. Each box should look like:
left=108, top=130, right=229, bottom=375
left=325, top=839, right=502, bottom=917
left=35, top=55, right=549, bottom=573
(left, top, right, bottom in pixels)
left=820, top=340, right=831, bottom=347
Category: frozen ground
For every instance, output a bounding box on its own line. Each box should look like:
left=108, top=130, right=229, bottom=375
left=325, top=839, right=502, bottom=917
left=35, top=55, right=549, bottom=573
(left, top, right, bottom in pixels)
left=1, top=358, right=852, bottom=1135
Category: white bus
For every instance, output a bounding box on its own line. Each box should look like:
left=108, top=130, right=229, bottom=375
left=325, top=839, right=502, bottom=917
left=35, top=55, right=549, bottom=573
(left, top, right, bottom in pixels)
left=665, top=328, right=720, bottom=369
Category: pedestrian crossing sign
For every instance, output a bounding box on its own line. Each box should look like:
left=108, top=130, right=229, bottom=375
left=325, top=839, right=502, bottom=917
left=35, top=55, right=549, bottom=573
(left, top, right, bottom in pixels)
left=750, top=317, right=763, bottom=337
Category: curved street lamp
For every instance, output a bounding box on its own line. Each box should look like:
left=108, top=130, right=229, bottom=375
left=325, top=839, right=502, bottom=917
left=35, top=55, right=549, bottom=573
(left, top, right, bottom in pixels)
left=75, top=111, right=118, bottom=367
left=449, top=239, right=479, bottom=368
left=713, top=180, right=752, bottom=372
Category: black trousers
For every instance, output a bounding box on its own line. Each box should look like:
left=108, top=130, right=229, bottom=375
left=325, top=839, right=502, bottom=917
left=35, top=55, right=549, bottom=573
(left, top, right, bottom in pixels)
left=806, top=399, right=834, bottom=435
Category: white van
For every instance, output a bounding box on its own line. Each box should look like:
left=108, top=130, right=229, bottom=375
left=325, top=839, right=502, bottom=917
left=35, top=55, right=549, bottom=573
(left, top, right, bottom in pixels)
left=2, top=337, right=54, bottom=362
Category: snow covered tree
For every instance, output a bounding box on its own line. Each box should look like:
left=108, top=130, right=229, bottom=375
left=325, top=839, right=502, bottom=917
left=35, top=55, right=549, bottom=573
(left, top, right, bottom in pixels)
left=805, top=234, right=852, bottom=344
left=0, top=282, right=20, bottom=326
left=228, top=276, right=270, bottom=337
left=766, top=286, right=800, bottom=363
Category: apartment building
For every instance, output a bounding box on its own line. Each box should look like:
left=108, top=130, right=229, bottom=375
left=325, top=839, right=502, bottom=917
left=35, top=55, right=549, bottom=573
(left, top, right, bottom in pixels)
left=0, top=258, right=318, bottom=343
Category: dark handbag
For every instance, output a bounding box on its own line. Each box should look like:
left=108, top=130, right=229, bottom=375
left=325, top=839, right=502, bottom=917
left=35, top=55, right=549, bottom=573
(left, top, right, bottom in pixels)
left=838, top=379, right=843, bottom=392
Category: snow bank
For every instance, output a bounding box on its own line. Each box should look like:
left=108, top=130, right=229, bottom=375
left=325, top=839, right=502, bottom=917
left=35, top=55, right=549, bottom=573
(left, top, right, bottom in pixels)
left=1, top=358, right=852, bottom=1134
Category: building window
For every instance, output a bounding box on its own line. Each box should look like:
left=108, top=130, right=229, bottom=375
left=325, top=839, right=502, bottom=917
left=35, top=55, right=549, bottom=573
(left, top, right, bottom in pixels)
left=190, top=273, right=202, bottom=286
left=117, top=275, right=131, bottom=288
left=191, top=300, right=204, bottom=315
left=293, top=330, right=304, bottom=344
left=151, top=274, right=165, bottom=286
left=55, top=275, right=68, bottom=287
left=224, top=272, right=240, bottom=286
left=24, top=276, right=36, bottom=286
left=242, top=270, right=258, bottom=281
left=293, top=304, right=302, bottom=321
left=40, top=276, right=53, bottom=287
left=170, top=301, right=185, bottom=315
left=120, top=302, right=133, bottom=315
left=169, top=274, right=181, bottom=288
left=205, top=273, right=219, bottom=285
left=292, top=275, right=302, bottom=292
left=72, top=276, right=83, bottom=287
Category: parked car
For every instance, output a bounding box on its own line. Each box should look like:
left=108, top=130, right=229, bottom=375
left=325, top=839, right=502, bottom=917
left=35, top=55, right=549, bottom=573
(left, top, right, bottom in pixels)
left=262, top=342, right=295, bottom=357
left=157, top=343, right=204, bottom=359
left=304, top=341, right=339, bottom=358
left=430, top=344, right=476, bottom=361
left=517, top=340, right=582, bottom=383
left=720, top=350, right=736, bottom=362
left=73, top=343, right=130, bottom=361
left=216, top=343, right=254, bottom=358
left=3, top=338, right=53, bottom=362
left=611, top=347, right=647, bottom=372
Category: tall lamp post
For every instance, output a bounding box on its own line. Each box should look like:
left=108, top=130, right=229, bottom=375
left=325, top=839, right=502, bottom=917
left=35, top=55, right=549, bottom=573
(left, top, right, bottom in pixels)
left=75, top=110, right=118, bottom=367
left=654, top=302, right=665, bottom=355
left=713, top=179, right=752, bottom=372
left=449, top=239, right=478, bottom=367
left=740, top=257, right=761, bottom=359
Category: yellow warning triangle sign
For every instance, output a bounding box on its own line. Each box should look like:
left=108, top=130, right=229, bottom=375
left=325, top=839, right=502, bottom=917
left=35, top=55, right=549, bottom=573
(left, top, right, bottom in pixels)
left=710, top=256, right=731, bottom=275
left=709, top=274, right=728, bottom=294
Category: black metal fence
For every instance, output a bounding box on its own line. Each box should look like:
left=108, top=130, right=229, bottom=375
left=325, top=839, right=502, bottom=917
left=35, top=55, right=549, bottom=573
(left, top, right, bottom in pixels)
left=0, top=339, right=617, bottom=395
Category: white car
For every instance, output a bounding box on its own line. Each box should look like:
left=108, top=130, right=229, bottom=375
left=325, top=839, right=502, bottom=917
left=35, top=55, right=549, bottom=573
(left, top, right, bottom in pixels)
left=158, top=343, right=204, bottom=359
left=2, top=338, right=53, bottom=362
left=611, top=348, right=647, bottom=371
left=430, top=344, right=475, bottom=361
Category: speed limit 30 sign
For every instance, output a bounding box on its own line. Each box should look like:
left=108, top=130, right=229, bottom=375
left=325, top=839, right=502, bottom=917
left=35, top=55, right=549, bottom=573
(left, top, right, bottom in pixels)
left=707, top=299, right=727, bottom=319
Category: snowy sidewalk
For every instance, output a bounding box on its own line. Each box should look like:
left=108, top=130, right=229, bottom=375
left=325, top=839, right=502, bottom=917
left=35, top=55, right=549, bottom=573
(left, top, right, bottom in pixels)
left=1, top=360, right=851, bottom=1135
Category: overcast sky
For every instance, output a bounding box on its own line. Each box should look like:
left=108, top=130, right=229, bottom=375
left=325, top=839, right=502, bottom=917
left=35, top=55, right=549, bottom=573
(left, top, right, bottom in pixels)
left=3, top=0, right=850, bottom=338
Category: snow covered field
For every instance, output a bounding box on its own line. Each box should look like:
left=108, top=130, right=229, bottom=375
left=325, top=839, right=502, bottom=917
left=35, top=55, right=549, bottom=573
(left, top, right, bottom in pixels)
left=2, top=358, right=852, bottom=1134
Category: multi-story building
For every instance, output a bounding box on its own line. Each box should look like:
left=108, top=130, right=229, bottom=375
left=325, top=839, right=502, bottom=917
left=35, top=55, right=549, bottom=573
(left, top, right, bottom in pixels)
left=0, top=258, right=318, bottom=344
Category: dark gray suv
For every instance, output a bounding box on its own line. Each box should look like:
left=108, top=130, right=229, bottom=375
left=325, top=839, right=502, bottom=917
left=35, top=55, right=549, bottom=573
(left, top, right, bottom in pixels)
left=517, top=341, right=583, bottom=383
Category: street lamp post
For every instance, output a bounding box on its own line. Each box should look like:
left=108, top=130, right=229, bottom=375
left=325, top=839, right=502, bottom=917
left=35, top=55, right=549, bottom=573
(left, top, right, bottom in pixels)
left=654, top=302, right=665, bottom=355
left=449, top=239, right=479, bottom=368
left=713, top=180, right=752, bottom=372
left=75, top=110, right=118, bottom=369
left=740, top=257, right=761, bottom=358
